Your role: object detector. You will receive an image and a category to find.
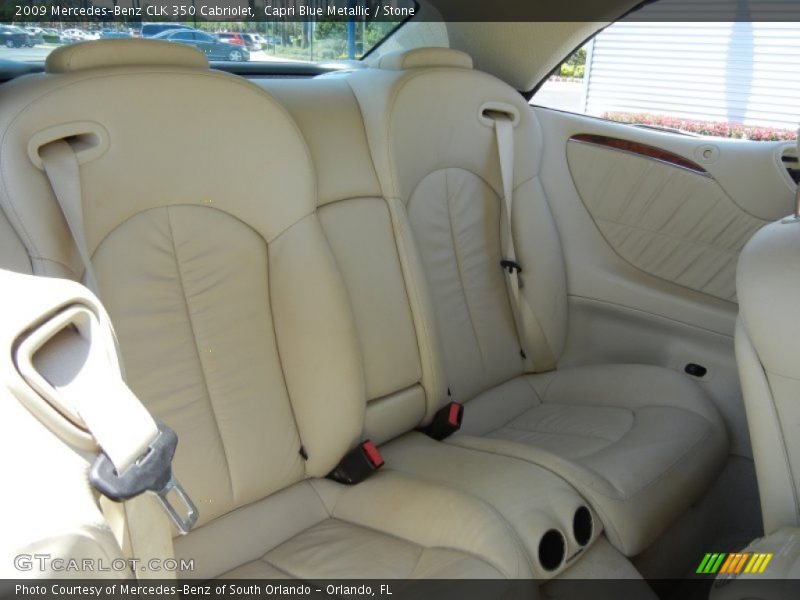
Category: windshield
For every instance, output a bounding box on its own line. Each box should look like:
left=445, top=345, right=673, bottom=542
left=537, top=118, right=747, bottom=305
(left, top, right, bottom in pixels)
left=0, top=18, right=407, bottom=64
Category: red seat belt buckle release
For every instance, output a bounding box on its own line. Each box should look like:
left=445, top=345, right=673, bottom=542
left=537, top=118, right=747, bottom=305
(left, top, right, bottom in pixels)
left=361, top=440, right=384, bottom=469
left=448, top=402, right=463, bottom=428
left=327, top=439, right=384, bottom=485
left=420, top=402, right=463, bottom=441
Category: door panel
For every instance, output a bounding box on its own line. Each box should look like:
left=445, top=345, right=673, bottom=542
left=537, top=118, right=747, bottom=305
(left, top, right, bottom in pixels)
left=533, top=107, right=794, bottom=457
left=536, top=106, right=794, bottom=335
left=567, top=136, right=767, bottom=302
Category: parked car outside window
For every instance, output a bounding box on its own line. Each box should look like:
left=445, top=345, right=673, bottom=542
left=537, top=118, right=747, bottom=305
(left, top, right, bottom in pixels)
left=216, top=32, right=247, bottom=47
left=152, top=29, right=250, bottom=62
left=141, top=23, right=193, bottom=38
left=0, top=26, right=29, bottom=48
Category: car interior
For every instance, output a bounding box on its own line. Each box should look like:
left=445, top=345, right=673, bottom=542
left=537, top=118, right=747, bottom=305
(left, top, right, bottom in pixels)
left=1, top=1, right=800, bottom=598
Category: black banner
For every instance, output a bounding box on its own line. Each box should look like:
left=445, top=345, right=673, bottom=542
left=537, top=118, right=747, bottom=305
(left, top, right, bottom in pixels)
left=2, top=0, right=800, bottom=24
left=2, top=578, right=800, bottom=600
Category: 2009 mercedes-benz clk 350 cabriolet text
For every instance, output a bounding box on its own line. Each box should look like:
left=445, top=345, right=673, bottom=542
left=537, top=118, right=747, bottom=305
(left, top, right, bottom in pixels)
left=1, top=1, right=800, bottom=599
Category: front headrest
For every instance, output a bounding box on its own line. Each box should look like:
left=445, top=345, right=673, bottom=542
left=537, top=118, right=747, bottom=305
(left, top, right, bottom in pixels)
left=378, top=47, right=473, bottom=71
left=46, top=39, right=209, bottom=74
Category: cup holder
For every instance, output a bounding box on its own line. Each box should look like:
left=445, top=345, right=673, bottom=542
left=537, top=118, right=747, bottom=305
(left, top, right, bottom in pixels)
left=573, top=506, right=593, bottom=546
left=538, top=529, right=566, bottom=571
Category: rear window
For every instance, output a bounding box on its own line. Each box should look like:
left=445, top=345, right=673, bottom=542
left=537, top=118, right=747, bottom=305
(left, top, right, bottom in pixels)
left=0, top=6, right=413, bottom=64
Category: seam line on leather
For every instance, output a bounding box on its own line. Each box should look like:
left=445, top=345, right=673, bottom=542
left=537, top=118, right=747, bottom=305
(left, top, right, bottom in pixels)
left=386, top=197, right=440, bottom=420
left=499, top=424, right=622, bottom=444
left=326, top=514, right=518, bottom=578
left=758, top=364, right=800, bottom=517
left=442, top=168, right=489, bottom=378
left=166, top=206, right=235, bottom=501
left=266, top=217, right=309, bottom=476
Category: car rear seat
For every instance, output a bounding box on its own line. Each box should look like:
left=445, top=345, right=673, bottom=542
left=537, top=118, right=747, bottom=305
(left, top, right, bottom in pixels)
left=337, top=48, right=729, bottom=556
left=0, top=41, right=533, bottom=581
left=265, top=78, right=609, bottom=578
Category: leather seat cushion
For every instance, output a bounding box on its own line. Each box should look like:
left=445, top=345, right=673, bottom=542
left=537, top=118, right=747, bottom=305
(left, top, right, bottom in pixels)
left=222, top=519, right=504, bottom=579
left=174, top=471, right=531, bottom=580
left=452, top=364, right=728, bottom=555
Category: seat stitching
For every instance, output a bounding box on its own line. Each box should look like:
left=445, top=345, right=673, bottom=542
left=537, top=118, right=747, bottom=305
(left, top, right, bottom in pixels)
left=577, top=415, right=717, bottom=500
left=0, top=195, right=40, bottom=263
left=521, top=374, right=544, bottom=403
left=325, top=516, right=515, bottom=578
left=378, top=468, right=529, bottom=577
left=386, top=198, right=442, bottom=417
left=498, top=424, right=622, bottom=443
left=279, top=217, right=343, bottom=470
left=609, top=423, right=718, bottom=500
left=471, top=406, right=720, bottom=501
left=443, top=169, right=488, bottom=376
left=537, top=369, right=563, bottom=402
left=321, top=196, right=437, bottom=411
left=380, top=67, right=534, bottom=203
left=466, top=376, right=542, bottom=433
left=254, top=559, right=303, bottom=580
left=542, top=400, right=702, bottom=417
left=490, top=429, right=616, bottom=462
left=407, top=545, right=427, bottom=578
left=166, top=206, right=235, bottom=500
left=325, top=466, right=527, bottom=577
left=0, top=69, right=317, bottom=252
left=30, top=256, right=78, bottom=278
left=760, top=365, right=800, bottom=517
left=255, top=560, right=360, bottom=592
left=536, top=405, right=716, bottom=498
left=447, top=439, right=629, bottom=497
left=308, top=476, right=341, bottom=517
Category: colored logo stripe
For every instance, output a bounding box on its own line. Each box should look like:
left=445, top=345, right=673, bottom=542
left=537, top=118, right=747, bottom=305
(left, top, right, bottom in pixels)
left=697, top=553, right=726, bottom=574
left=697, top=552, right=773, bottom=574
left=758, top=554, right=773, bottom=573
left=719, top=553, right=736, bottom=574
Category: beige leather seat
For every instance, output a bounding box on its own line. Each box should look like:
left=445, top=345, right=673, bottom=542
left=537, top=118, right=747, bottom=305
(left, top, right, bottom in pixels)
left=736, top=217, right=800, bottom=536
left=266, top=78, right=607, bottom=579
left=343, top=48, right=729, bottom=556
left=0, top=41, right=533, bottom=581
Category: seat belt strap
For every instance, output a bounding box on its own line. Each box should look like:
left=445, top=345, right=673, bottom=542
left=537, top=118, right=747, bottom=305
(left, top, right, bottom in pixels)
left=39, top=140, right=100, bottom=296
left=492, top=115, right=556, bottom=373
left=38, top=140, right=197, bottom=579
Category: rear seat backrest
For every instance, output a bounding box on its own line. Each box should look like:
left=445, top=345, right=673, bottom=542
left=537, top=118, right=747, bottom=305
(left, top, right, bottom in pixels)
left=265, top=78, right=449, bottom=443
left=0, top=41, right=365, bottom=527
left=347, top=49, right=569, bottom=400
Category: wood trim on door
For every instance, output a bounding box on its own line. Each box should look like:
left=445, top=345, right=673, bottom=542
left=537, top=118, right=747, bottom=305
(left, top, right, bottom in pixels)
left=569, top=133, right=709, bottom=175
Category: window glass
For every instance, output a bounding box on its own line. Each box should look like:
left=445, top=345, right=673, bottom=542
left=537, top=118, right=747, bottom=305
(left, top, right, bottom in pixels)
left=532, top=20, right=800, bottom=141
left=0, top=3, right=413, bottom=64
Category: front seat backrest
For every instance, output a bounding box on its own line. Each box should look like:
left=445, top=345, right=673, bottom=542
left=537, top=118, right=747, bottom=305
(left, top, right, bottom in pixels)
left=736, top=217, right=800, bottom=534
left=0, top=40, right=365, bottom=529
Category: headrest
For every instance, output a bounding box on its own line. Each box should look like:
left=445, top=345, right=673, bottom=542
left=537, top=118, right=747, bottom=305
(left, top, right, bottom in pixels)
left=46, top=39, right=209, bottom=74
left=378, top=48, right=473, bottom=71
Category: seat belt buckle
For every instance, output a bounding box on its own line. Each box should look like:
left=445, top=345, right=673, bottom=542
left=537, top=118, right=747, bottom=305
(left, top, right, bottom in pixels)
left=419, top=402, right=464, bottom=441
left=328, top=440, right=384, bottom=485
left=89, top=421, right=199, bottom=534
left=501, top=260, right=522, bottom=274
